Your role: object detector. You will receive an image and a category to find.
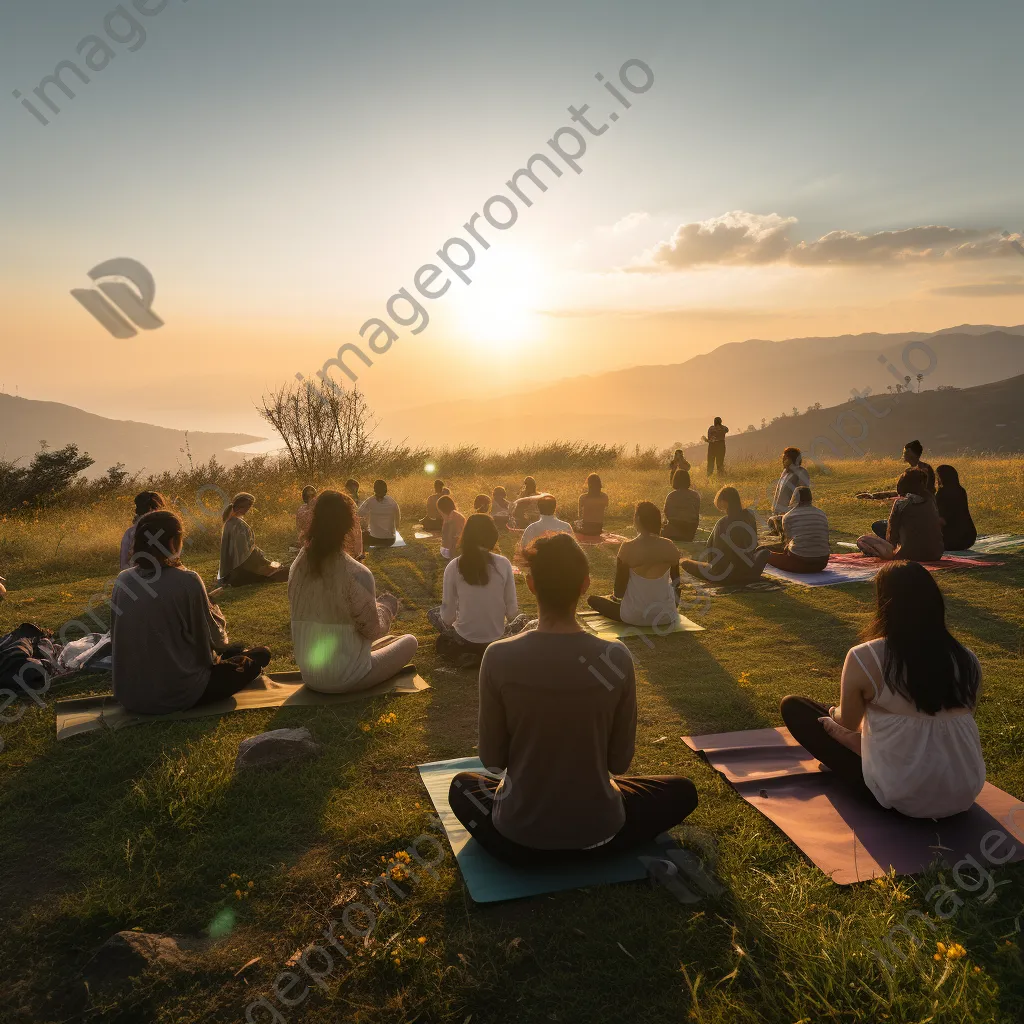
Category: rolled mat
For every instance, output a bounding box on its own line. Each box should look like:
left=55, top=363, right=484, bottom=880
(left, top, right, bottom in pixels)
left=55, top=667, right=429, bottom=740
left=682, top=727, right=1024, bottom=883
left=417, top=756, right=678, bottom=903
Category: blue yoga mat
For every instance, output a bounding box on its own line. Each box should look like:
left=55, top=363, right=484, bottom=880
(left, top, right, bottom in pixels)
left=417, top=755, right=674, bottom=903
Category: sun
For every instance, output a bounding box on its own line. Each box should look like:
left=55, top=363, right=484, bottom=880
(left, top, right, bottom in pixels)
left=451, top=247, right=546, bottom=347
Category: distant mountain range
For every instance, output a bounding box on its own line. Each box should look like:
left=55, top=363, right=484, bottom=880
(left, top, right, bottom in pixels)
left=0, top=395, right=262, bottom=479
left=681, top=372, right=1024, bottom=462
left=380, top=325, right=1024, bottom=450
left=3, top=325, right=1022, bottom=475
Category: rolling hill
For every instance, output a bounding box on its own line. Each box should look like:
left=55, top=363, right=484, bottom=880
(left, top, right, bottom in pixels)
left=0, top=395, right=263, bottom=478
left=681, top=372, right=1024, bottom=463
left=380, top=326, right=1024, bottom=449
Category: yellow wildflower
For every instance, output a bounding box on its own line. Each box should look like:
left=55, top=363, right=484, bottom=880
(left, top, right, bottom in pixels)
left=947, top=943, right=966, bottom=960
left=417, top=936, right=427, bottom=944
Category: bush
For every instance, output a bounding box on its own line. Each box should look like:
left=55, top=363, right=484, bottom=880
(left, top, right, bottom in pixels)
left=0, top=443, right=95, bottom=512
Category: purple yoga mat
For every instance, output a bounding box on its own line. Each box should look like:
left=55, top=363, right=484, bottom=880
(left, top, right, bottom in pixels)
left=683, top=727, right=1024, bottom=884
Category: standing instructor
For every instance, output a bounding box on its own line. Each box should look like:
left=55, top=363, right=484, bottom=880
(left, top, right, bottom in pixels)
left=704, top=417, right=729, bottom=477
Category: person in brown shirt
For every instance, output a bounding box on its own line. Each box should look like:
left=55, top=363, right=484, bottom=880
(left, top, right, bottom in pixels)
left=703, top=417, right=728, bottom=476
left=447, top=532, right=698, bottom=865
left=856, top=468, right=944, bottom=562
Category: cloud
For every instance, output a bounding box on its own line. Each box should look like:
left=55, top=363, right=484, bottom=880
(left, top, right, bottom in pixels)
left=630, top=211, right=1019, bottom=272
left=608, top=211, right=650, bottom=235
left=931, top=275, right=1024, bottom=297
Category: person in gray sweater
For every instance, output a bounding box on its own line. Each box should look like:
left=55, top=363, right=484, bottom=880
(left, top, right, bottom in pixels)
left=112, top=510, right=270, bottom=714
left=447, top=532, right=698, bottom=865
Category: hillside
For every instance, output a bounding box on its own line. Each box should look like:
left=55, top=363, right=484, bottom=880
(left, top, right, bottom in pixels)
left=380, top=326, right=1024, bottom=449
left=0, top=395, right=263, bottom=478
left=683, top=372, right=1024, bottom=462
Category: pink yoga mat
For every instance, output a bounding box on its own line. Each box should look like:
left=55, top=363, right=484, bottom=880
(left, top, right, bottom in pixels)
left=683, top=727, right=1024, bottom=884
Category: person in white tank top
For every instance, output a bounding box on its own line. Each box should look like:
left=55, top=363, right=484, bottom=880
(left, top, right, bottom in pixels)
left=587, top=502, right=680, bottom=628
left=781, top=561, right=985, bottom=819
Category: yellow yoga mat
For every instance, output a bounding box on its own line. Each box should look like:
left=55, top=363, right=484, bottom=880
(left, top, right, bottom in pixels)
left=55, top=668, right=429, bottom=740
left=578, top=609, right=704, bottom=638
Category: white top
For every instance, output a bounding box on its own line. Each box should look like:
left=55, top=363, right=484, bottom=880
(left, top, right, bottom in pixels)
left=440, top=552, right=518, bottom=644
left=520, top=513, right=574, bottom=550
left=619, top=569, right=680, bottom=629
left=851, top=638, right=985, bottom=818
left=358, top=494, right=401, bottom=539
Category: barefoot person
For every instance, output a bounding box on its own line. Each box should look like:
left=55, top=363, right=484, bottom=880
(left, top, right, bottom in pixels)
left=936, top=464, right=977, bottom=551
left=288, top=490, right=417, bottom=692
left=662, top=469, right=701, bottom=542
left=766, top=486, right=830, bottom=573
left=680, top=486, right=770, bottom=585
left=428, top=513, right=528, bottom=664
left=703, top=417, right=729, bottom=477
left=218, top=493, right=289, bottom=586
left=112, top=510, right=271, bottom=714
left=120, top=490, right=166, bottom=569
left=588, top=502, right=681, bottom=627
left=780, top=561, right=984, bottom=817
left=575, top=474, right=609, bottom=537
left=447, top=532, right=699, bottom=866
left=359, top=479, right=401, bottom=548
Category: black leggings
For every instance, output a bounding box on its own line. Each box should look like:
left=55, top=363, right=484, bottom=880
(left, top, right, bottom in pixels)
left=587, top=595, right=624, bottom=621
left=363, top=532, right=396, bottom=548
left=780, top=695, right=878, bottom=804
left=192, top=647, right=272, bottom=706
left=227, top=566, right=289, bottom=585
left=448, top=772, right=698, bottom=867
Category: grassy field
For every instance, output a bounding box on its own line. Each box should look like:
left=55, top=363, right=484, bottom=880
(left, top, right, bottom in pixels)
left=1, top=456, right=1022, bottom=1024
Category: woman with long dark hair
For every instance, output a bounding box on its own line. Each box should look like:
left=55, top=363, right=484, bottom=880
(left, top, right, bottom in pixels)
left=781, top=561, right=985, bottom=817
left=119, top=490, right=166, bottom=569
left=428, top=512, right=527, bottom=664
left=510, top=477, right=542, bottom=528
left=289, top=490, right=416, bottom=692
left=936, top=464, right=977, bottom=551
left=112, top=509, right=271, bottom=713
left=575, top=473, right=609, bottom=537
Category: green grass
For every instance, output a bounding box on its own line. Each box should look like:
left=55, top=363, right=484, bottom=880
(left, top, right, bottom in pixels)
left=1, top=457, right=1022, bottom=1023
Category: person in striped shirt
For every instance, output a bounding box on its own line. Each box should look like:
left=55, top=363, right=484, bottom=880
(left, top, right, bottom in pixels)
left=767, top=486, right=831, bottom=573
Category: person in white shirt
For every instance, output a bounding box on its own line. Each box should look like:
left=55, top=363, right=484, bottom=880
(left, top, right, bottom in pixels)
left=358, top=479, right=401, bottom=547
left=781, top=561, right=984, bottom=818
left=520, top=496, right=574, bottom=550
left=427, top=514, right=529, bottom=664
left=767, top=447, right=810, bottom=532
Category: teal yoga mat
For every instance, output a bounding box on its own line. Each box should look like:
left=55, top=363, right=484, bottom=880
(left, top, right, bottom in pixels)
left=418, top=756, right=675, bottom=903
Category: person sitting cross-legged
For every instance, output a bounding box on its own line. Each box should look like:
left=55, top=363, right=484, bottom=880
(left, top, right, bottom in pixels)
left=421, top=478, right=449, bottom=532
left=661, top=469, right=701, bottom=542
left=289, top=490, right=417, bottom=693
left=519, top=495, right=573, bottom=550
left=588, top=501, right=681, bottom=627
left=438, top=494, right=466, bottom=559
left=781, top=561, right=984, bottom=817
left=112, top=510, right=272, bottom=714
left=574, top=473, right=609, bottom=537
left=218, top=492, right=290, bottom=586
left=447, top=532, right=699, bottom=867
left=427, top=513, right=529, bottom=666
left=766, top=486, right=831, bottom=574
left=856, top=467, right=943, bottom=562
left=359, top=479, right=401, bottom=548
left=120, top=490, right=166, bottom=570
left=679, top=486, right=771, bottom=585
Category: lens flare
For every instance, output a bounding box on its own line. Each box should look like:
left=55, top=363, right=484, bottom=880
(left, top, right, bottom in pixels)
left=424, top=463, right=436, bottom=474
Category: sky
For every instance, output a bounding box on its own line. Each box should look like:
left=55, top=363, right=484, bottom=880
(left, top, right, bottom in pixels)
left=3, top=0, right=1024, bottom=441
